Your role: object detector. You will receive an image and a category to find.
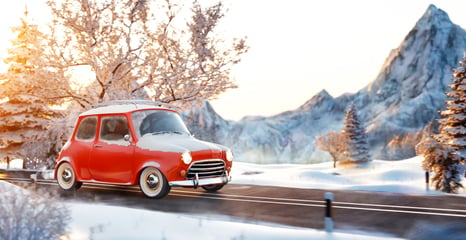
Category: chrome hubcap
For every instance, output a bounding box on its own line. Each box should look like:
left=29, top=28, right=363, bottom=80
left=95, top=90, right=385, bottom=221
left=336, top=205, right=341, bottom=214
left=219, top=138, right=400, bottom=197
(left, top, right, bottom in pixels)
left=62, top=169, right=72, bottom=182
left=146, top=173, right=159, bottom=188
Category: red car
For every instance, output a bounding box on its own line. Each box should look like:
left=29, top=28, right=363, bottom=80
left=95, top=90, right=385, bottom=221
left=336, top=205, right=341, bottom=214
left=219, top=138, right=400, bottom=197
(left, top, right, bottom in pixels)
left=54, top=100, right=233, bottom=198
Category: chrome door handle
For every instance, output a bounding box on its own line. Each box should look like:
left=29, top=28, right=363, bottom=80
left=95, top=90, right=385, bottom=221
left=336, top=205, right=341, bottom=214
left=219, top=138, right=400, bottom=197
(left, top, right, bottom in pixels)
left=93, top=144, right=103, bottom=148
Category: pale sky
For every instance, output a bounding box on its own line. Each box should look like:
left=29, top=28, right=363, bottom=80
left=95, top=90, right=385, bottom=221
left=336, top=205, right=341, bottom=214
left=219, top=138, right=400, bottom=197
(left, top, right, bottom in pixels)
left=1, top=1, right=466, bottom=120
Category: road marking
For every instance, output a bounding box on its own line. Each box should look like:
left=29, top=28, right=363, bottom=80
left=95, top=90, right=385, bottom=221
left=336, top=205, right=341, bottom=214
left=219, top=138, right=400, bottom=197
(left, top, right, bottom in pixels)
left=333, top=205, right=466, bottom=218
left=169, top=193, right=325, bottom=208
left=169, top=192, right=466, bottom=218
left=171, top=189, right=326, bottom=204
left=170, top=189, right=466, bottom=215
left=334, top=200, right=466, bottom=213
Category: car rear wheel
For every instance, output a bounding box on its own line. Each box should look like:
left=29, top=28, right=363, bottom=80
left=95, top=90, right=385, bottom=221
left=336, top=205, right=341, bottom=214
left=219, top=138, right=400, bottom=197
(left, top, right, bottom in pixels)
left=57, top=162, right=82, bottom=191
left=202, top=184, right=225, bottom=192
left=139, top=167, right=170, bottom=199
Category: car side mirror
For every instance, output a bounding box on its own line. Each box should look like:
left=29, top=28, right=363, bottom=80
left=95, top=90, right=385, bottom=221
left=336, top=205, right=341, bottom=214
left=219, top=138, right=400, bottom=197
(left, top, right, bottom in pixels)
left=124, top=134, right=131, bottom=142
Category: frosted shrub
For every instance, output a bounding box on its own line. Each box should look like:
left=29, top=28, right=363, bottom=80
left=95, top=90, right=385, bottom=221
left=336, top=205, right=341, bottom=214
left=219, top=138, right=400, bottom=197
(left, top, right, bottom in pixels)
left=21, top=116, right=74, bottom=169
left=0, top=182, right=70, bottom=240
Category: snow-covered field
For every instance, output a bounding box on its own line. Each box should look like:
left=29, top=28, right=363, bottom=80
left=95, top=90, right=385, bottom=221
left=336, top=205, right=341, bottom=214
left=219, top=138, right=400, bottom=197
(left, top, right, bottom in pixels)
left=231, top=157, right=465, bottom=195
left=1, top=157, right=464, bottom=239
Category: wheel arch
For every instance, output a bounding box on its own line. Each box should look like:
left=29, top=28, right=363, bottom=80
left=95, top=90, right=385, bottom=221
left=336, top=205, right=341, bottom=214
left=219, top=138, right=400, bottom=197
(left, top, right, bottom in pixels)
left=134, top=161, right=162, bottom=184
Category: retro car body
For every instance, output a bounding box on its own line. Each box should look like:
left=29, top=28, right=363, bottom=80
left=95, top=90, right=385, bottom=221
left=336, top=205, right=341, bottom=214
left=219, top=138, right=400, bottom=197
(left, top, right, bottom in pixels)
left=54, top=100, right=233, bottom=198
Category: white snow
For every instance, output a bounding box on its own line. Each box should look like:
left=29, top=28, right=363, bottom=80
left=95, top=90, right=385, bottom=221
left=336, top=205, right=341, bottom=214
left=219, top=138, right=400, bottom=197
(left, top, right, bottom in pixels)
left=80, top=104, right=173, bottom=116
left=137, top=134, right=224, bottom=153
left=230, top=157, right=465, bottom=195
left=66, top=202, right=400, bottom=240
left=0, top=158, right=23, bottom=169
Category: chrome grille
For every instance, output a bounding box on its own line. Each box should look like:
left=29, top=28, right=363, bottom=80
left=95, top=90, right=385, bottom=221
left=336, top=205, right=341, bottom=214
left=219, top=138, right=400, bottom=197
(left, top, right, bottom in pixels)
left=187, top=160, right=225, bottom=179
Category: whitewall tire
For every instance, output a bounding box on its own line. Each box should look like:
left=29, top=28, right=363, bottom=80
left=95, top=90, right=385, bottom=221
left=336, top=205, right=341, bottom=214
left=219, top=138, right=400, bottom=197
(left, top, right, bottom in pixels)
left=139, top=167, right=170, bottom=199
left=57, top=162, right=82, bottom=191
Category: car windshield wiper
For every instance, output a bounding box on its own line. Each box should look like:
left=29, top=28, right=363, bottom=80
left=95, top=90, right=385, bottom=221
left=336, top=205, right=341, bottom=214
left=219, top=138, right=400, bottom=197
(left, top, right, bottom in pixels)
left=152, top=131, right=184, bottom=135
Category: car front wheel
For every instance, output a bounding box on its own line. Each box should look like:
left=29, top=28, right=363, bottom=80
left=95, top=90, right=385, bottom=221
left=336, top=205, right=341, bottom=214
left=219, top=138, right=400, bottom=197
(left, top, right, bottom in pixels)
left=57, top=162, right=82, bottom=191
left=139, top=167, right=170, bottom=199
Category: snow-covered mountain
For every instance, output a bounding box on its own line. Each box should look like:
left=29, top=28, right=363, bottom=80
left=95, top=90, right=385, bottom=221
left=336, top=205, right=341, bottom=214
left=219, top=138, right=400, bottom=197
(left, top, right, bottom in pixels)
left=183, top=5, right=466, bottom=163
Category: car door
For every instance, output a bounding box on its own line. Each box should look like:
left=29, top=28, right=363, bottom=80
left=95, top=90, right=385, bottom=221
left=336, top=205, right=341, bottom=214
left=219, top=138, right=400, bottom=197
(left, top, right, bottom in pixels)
left=89, top=115, right=135, bottom=183
left=71, top=116, right=98, bottom=180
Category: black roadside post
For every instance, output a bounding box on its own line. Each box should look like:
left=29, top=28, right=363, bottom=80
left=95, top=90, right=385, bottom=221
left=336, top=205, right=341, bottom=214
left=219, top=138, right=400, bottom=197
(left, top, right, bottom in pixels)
left=30, top=173, right=37, bottom=192
left=325, top=192, right=334, bottom=232
left=425, top=169, right=430, bottom=192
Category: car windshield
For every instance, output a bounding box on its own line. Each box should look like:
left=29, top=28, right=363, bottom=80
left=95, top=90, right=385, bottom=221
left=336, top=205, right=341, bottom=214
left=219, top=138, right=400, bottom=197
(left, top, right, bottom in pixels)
left=132, top=110, right=190, bottom=138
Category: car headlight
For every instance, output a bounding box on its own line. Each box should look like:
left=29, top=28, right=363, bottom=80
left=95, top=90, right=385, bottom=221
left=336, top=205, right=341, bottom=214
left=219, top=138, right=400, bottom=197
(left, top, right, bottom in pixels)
left=181, top=151, right=192, bottom=165
left=226, top=150, right=233, bottom=162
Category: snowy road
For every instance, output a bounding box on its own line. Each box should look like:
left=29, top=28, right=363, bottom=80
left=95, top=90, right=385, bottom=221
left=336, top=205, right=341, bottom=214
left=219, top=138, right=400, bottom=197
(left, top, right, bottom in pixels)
left=1, top=174, right=465, bottom=238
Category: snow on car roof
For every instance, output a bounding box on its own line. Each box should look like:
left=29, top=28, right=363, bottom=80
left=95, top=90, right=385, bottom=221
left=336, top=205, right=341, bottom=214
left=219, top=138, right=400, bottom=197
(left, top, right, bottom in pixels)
left=80, top=100, right=178, bottom=116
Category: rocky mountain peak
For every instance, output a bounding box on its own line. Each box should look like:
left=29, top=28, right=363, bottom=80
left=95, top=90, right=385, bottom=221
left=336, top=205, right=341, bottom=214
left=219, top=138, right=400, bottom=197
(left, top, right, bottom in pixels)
left=421, top=4, right=452, bottom=27
left=299, top=89, right=334, bottom=111
left=365, top=4, right=465, bottom=105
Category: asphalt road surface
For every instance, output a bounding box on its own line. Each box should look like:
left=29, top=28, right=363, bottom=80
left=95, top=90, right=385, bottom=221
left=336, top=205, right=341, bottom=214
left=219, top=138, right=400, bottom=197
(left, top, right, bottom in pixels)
left=1, top=173, right=465, bottom=238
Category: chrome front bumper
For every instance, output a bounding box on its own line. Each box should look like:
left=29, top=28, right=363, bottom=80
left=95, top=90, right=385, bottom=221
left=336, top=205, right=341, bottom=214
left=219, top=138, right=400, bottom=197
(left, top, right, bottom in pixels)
left=169, top=172, right=231, bottom=188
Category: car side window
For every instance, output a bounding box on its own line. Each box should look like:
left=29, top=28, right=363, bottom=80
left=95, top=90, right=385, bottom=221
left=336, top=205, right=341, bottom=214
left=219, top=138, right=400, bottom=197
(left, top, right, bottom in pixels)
left=100, top=116, right=130, bottom=142
left=75, top=116, right=97, bottom=141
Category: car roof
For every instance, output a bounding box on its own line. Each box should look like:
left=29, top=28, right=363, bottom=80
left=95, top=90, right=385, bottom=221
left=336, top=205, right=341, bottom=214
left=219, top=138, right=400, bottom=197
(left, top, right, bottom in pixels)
left=80, top=100, right=179, bottom=116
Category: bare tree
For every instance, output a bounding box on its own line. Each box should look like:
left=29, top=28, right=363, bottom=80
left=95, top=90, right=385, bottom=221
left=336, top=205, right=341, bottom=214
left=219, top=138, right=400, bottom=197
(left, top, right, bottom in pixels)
left=44, top=0, right=248, bottom=108
left=315, top=131, right=348, bottom=168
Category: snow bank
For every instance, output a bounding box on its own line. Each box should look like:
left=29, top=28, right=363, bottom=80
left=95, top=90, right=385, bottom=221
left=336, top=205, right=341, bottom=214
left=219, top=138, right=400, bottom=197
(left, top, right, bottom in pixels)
left=230, top=157, right=466, bottom=195
left=66, top=202, right=401, bottom=240
left=0, top=158, right=24, bottom=169
left=0, top=181, right=401, bottom=239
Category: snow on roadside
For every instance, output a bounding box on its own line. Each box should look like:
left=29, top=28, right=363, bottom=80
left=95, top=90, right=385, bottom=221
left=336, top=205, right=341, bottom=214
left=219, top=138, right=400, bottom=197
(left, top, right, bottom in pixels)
left=66, top=202, right=402, bottom=240
left=0, top=181, right=401, bottom=240
left=0, top=158, right=24, bottom=169
left=230, top=157, right=466, bottom=195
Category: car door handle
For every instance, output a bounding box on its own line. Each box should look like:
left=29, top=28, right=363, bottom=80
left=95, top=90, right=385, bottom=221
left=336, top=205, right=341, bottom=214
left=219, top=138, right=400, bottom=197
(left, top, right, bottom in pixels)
left=93, top=144, right=103, bottom=148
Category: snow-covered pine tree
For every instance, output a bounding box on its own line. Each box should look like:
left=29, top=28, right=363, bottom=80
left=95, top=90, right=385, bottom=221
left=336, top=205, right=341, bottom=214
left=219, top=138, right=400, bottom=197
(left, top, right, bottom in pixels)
left=439, top=54, right=466, bottom=154
left=341, top=103, right=370, bottom=165
left=0, top=8, right=62, bottom=165
left=417, top=135, right=463, bottom=193
left=427, top=52, right=466, bottom=193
